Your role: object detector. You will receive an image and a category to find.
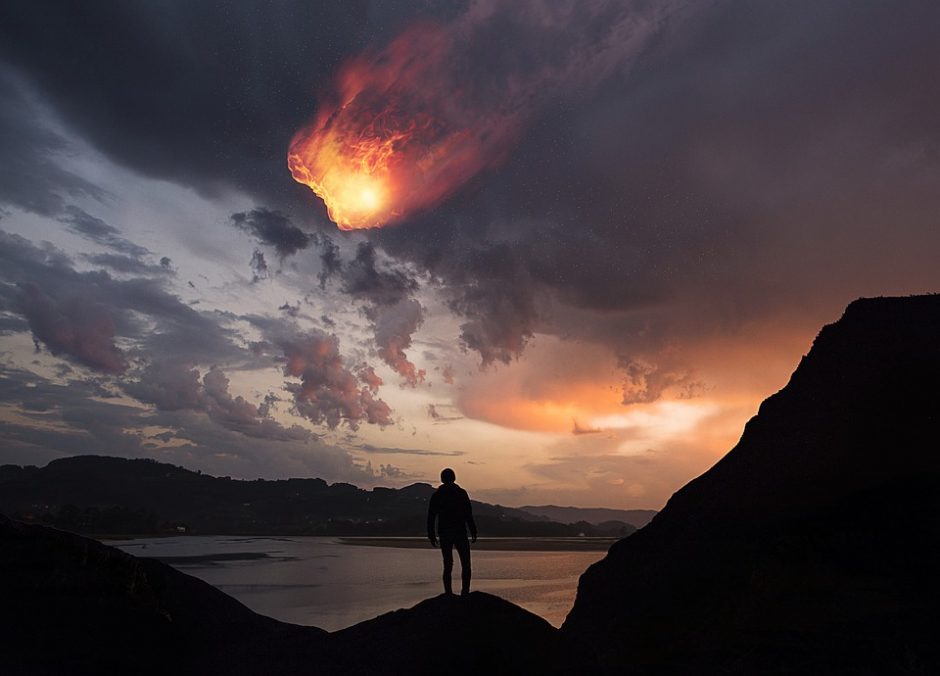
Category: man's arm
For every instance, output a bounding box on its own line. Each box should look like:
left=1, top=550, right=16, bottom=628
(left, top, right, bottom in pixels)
left=464, top=491, right=477, bottom=543
left=426, top=493, right=438, bottom=546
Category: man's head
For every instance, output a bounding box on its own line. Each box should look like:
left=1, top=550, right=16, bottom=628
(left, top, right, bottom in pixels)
left=440, top=468, right=456, bottom=484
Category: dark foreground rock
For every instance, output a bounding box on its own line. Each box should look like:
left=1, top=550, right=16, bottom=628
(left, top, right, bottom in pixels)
left=322, top=592, right=591, bottom=675
left=0, top=513, right=591, bottom=675
left=564, top=295, right=940, bottom=674
left=0, top=513, right=326, bottom=676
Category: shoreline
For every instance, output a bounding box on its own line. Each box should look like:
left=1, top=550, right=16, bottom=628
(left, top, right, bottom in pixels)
left=338, top=536, right=618, bottom=551
left=98, top=533, right=622, bottom=552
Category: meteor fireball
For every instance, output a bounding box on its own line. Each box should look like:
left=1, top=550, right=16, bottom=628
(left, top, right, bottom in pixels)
left=288, top=24, right=520, bottom=231
left=288, top=4, right=679, bottom=231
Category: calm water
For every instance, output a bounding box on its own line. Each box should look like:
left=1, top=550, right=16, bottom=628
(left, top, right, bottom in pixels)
left=109, top=536, right=605, bottom=631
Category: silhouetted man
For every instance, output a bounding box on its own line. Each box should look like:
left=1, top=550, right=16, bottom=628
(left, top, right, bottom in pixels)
left=427, top=468, right=477, bottom=595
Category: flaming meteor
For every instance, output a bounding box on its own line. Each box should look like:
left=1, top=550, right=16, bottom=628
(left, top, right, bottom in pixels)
left=288, top=24, right=520, bottom=230
left=289, top=3, right=684, bottom=230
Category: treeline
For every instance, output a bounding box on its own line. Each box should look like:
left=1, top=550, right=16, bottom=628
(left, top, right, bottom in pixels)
left=27, top=504, right=173, bottom=535
left=1, top=456, right=636, bottom=538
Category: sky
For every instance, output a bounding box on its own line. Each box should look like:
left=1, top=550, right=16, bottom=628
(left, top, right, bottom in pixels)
left=0, top=0, right=938, bottom=509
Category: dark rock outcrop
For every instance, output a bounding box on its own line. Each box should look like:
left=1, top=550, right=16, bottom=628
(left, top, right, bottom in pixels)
left=0, top=513, right=326, bottom=676
left=563, top=295, right=940, bottom=673
left=1, top=513, right=590, bottom=675
left=320, top=592, right=592, bottom=675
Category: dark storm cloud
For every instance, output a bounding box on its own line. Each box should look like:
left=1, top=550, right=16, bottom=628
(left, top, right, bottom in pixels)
left=0, top=69, right=107, bottom=216
left=339, top=242, right=418, bottom=304
left=0, top=314, right=29, bottom=335
left=0, top=230, right=244, bottom=371
left=278, top=301, right=300, bottom=318
left=249, top=250, right=269, bottom=282
left=0, top=365, right=389, bottom=483
left=356, top=443, right=464, bottom=457
left=619, top=359, right=705, bottom=406
left=231, top=208, right=311, bottom=258
left=316, top=241, right=427, bottom=385
left=61, top=206, right=150, bottom=258
left=370, top=0, right=940, bottom=371
left=123, top=362, right=312, bottom=442
left=366, top=298, right=426, bottom=386
left=0, top=0, right=375, bottom=204
left=445, top=248, right=539, bottom=366
left=244, top=314, right=394, bottom=430
left=203, top=366, right=307, bottom=439
left=1, top=0, right=670, bottom=370
left=16, top=281, right=128, bottom=374
left=315, top=234, right=342, bottom=289
left=277, top=330, right=394, bottom=430
left=124, top=361, right=204, bottom=411
left=4, top=1, right=940, bottom=392
left=82, top=253, right=172, bottom=277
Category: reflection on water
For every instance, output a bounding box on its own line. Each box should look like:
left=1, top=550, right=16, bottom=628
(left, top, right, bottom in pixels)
left=109, top=536, right=605, bottom=631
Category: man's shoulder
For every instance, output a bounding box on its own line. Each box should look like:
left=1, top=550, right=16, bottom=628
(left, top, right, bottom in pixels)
left=435, top=483, right=469, bottom=497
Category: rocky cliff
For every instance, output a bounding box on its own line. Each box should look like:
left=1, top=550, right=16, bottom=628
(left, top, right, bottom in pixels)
left=563, top=295, right=940, bottom=673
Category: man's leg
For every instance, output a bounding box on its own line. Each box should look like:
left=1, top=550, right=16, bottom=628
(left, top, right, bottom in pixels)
left=440, top=538, right=454, bottom=594
left=455, top=537, right=471, bottom=595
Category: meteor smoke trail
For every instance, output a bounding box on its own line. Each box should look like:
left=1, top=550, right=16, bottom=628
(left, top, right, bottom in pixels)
left=289, top=1, right=691, bottom=230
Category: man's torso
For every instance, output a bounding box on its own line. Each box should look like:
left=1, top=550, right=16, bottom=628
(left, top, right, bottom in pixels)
left=433, top=483, right=470, bottom=537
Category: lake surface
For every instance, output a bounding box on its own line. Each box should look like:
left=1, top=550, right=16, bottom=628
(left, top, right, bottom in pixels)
left=108, top=536, right=607, bottom=631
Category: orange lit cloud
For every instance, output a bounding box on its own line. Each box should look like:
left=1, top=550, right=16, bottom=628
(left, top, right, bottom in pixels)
left=454, top=318, right=816, bottom=437
left=436, top=313, right=836, bottom=508
left=455, top=337, right=638, bottom=434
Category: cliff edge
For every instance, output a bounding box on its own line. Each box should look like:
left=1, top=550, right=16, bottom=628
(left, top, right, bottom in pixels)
left=564, top=295, right=940, bottom=673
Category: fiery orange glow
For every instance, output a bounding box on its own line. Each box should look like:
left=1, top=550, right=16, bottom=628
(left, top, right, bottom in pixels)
left=287, top=97, right=404, bottom=230
left=288, top=24, right=521, bottom=230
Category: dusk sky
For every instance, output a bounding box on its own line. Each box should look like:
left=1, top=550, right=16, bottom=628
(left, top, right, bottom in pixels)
left=1, top=0, right=938, bottom=509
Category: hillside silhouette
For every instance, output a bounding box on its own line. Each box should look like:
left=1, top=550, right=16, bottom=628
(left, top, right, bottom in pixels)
left=0, top=513, right=590, bottom=676
left=0, top=456, right=636, bottom=538
left=564, top=295, right=940, bottom=672
left=0, top=513, right=328, bottom=676
left=520, top=505, right=656, bottom=529
left=2, top=294, right=939, bottom=675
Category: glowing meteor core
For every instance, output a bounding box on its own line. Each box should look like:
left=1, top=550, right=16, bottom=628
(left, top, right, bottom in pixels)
left=288, top=130, right=397, bottom=231
left=287, top=24, right=522, bottom=231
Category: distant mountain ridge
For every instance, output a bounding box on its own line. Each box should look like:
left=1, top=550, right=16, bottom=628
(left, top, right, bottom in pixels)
left=0, top=455, right=637, bottom=538
left=520, top=505, right=656, bottom=528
